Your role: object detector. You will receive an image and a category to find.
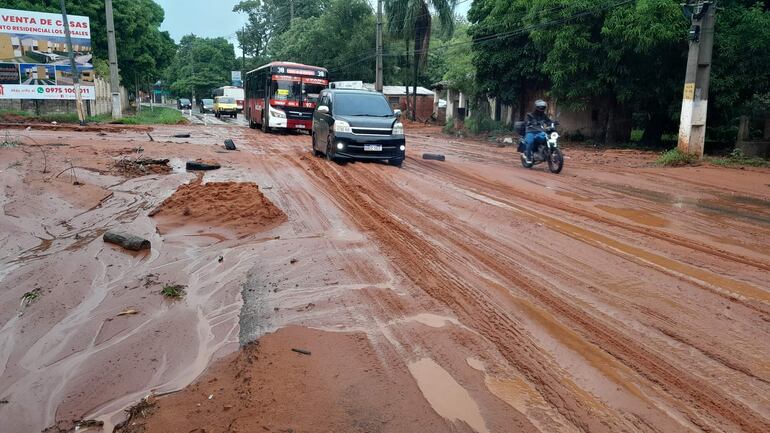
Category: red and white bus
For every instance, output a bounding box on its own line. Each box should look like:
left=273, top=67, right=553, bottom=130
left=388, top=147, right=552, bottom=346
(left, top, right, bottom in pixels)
left=244, top=62, right=329, bottom=132
left=212, top=86, right=245, bottom=112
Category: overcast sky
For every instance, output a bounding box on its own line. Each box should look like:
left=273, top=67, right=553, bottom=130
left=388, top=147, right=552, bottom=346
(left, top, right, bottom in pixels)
left=154, top=0, right=472, bottom=56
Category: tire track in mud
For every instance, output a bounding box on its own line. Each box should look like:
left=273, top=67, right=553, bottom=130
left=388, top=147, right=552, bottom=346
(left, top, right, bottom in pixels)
left=292, top=153, right=770, bottom=433
left=409, top=160, right=770, bottom=318
left=412, top=159, right=770, bottom=274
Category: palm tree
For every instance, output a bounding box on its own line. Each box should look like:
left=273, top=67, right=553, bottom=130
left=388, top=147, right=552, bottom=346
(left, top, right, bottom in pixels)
left=385, top=0, right=456, bottom=120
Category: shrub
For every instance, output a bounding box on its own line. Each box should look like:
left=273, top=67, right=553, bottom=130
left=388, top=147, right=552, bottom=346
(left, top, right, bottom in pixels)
left=656, top=148, right=700, bottom=166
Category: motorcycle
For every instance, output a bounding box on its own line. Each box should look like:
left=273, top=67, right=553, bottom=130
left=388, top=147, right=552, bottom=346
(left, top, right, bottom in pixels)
left=515, top=121, right=564, bottom=174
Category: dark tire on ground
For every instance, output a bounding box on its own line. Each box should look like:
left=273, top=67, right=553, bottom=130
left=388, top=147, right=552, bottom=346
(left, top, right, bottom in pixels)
left=548, top=148, right=564, bottom=174
left=186, top=161, right=221, bottom=171
left=312, top=134, right=323, bottom=157
left=520, top=154, right=534, bottom=169
left=422, top=153, right=445, bottom=161
left=326, top=139, right=335, bottom=162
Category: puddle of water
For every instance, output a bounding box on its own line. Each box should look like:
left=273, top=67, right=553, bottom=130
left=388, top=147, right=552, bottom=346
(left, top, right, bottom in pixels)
left=595, top=205, right=670, bottom=228
left=407, top=313, right=462, bottom=328
left=466, top=357, right=486, bottom=372
left=486, top=376, right=580, bottom=433
left=408, top=358, right=490, bottom=433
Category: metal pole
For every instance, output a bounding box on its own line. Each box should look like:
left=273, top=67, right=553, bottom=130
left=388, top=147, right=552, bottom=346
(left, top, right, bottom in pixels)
left=375, top=0, right=383, bottom=92
left=105, top=0, right=122, bottom=119
left=59, top=0, right=86, bottom=125
left=677, top=0, right=716, bottom=158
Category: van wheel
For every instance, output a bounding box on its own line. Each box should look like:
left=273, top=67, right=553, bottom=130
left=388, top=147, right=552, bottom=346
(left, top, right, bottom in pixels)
left=326, top=139, right=335, bottom=162
left=312, top=134, right=322, bottom=157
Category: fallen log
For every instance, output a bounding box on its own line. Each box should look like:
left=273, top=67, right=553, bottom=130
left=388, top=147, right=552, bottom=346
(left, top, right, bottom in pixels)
left=422, top=153, right=446, bottom=161
left=103, top=231, right=151, bottom=251
left=186, top=161, right=221, bottom=171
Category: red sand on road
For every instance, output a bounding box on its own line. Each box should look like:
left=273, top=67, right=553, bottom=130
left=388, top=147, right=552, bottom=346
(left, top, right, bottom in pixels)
left=0, top=124, right=768, bottom=433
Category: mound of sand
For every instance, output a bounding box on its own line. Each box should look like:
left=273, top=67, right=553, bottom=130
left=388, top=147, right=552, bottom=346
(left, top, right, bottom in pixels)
left=150, top=176, right=285, bottom=235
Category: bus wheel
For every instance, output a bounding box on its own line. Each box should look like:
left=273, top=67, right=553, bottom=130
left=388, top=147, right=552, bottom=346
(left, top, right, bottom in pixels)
left=262, top=112, right=270, bottom=133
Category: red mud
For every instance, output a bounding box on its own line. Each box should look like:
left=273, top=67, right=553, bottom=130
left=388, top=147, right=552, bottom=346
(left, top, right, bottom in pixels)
left=116, top=326, right=494, bottom=433
left=1, top=123, right=769, bottom=433
left=149, top=175, right=286, bottom=236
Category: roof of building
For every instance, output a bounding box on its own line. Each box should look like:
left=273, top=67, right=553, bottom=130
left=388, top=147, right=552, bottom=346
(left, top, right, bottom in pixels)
left=381, top=85, right=434, bottom=96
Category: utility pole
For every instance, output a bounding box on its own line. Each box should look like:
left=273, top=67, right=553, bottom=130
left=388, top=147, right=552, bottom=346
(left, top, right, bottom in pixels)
left=290, top=0, right=294, bottom=21
left=105, top=0, right=122, bottom=119
left=375, top=0, right=383, bottom=92
left=677, top=0, right=716, bottom=158
left=190, top=47, right=195, bottom=111
left=59, top=0, right=86, bottom=125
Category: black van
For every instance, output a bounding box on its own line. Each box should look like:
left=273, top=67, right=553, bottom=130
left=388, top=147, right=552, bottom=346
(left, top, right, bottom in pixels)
left=312, top=89, right=405, bottom=167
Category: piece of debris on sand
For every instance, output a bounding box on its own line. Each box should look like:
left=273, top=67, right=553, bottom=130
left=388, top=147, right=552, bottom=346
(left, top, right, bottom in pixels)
left=186, top=160, right=221, bottom=171
left=149, top=175, right=286, bottom=235
left=112, top=157, right=171, bottom=177
left=113, top=395, right=158, bottom=433
left=103, top=231, right=151, bottom=251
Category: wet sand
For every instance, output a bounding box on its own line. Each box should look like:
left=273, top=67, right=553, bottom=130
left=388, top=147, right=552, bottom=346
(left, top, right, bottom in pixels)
left=0, top=123, right=768, bottom=432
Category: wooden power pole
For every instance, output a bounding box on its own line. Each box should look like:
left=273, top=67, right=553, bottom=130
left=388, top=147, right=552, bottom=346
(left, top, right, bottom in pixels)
left=59, top=0, right=86, bottom=125
left=105, top=0, right=122, bottom=119
left=376, top=0, right=383, bottom=92
left=677, top=0, right=717, bottom=158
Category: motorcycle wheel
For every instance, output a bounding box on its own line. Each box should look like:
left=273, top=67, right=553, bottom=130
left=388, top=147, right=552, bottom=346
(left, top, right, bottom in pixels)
left=548, top=148, right=564, bottom=174
left=520, top=153, right=534, bottom=169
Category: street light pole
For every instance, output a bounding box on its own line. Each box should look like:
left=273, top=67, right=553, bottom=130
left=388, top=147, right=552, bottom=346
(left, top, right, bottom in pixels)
left=59, top=0, right=86, bottom=125
left=105, top=0, right=122, bottom=119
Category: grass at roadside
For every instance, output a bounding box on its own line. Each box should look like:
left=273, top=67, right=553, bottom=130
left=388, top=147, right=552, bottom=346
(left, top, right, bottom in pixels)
left=656, top=148, right=700, bottom=166
left=656, top=147, right=768, bottom=168
left=91, top=107, right=187, bottom=125
left=0, top=106, right=187, bottom=126
left=708, top=149, right=769, bottom=168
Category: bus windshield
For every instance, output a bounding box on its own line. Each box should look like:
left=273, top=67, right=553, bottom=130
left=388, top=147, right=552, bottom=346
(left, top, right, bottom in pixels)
left=272, top=77, right=301, bottom=101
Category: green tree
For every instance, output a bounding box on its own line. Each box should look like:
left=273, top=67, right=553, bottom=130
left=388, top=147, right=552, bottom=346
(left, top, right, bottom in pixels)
left=268, top=0, right=375, bottom=82
left=709, top=1, right=770, bottom=139
left=469, top=0, right=770, bottom=146
left=165, top=35, right=237, bottom=100
left=385, top=0, right=456, bottom=119
left=3, top=0, right=176, bottom=89
left=233, top=0, right=331, bottom=62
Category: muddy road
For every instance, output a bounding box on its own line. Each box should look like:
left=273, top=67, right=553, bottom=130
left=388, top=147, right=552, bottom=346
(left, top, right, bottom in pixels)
left=0, top=123, right=768, bottom=433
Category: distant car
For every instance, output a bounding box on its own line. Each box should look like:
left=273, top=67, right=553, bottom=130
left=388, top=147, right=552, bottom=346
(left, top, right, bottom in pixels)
left=177, top=98, right=192, bottom=110
left=199, top=98, right=214, bottom=113
left=312, top=89, right=405, bottom=167
left=214, top=96, right=238, bottom=119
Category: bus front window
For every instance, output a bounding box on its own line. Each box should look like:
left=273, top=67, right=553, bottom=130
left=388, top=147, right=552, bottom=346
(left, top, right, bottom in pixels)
left=272, top=79, right=301, bottom=101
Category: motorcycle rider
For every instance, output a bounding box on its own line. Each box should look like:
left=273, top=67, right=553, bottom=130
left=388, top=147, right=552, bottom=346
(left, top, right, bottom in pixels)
left=523, top=100, right=552, bottom=163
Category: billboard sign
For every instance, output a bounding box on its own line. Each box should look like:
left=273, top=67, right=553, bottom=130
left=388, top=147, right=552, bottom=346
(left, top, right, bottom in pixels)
left=0, top=8, right=95, bottom=100
left=231, top=70, right=242, bottom=86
